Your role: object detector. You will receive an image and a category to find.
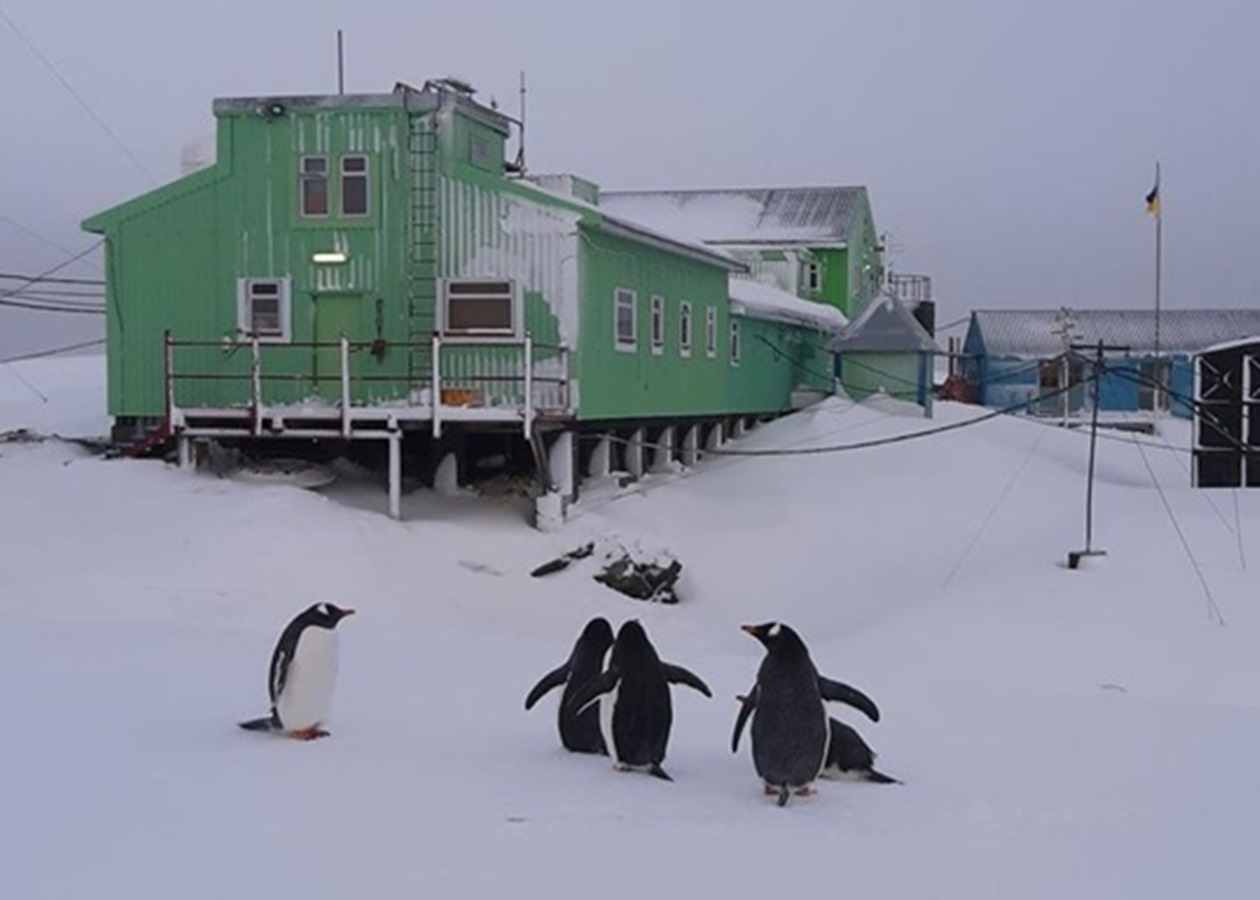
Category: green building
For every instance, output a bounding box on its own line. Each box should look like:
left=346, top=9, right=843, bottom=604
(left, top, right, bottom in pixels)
left=82, top=79, right=841, bottom=523
left=598, top=186, right=886, bottom=320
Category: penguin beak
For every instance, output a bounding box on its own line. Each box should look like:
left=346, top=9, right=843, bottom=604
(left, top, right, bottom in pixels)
left=341, top=608, right=357, bottom=618
left=740, top=624, right=759, bottom=637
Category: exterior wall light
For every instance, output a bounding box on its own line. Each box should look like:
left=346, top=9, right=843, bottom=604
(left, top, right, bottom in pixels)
left=312, top=252, right=349, bottom=264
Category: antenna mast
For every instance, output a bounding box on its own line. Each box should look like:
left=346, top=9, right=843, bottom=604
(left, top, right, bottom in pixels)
left=337, top=30, right=345, bottom=94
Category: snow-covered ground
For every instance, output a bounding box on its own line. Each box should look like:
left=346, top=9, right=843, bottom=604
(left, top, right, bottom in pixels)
left=1, top=355, right=1257, bottom=899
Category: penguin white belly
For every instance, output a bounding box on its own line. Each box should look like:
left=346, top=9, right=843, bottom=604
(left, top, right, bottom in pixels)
left=600, top=682, right=620, bottom=766
left=276, top=628, right=339, bottom=730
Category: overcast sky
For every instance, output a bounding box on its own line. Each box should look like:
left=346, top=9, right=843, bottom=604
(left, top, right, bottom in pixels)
left=2, top=0, right=1257, bottom=356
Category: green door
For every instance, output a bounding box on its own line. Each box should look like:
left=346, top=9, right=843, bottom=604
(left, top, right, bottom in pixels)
left=313, top=293, right=362, bottom=399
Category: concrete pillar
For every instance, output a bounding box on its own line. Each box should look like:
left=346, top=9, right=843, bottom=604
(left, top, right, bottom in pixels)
left=625, top=427, right=645, bottom=479
left=588, top=433, right=612, bottom=479
left=548, top=431, right=576, bottom=499
left=434, top=450, right=460, bottom=497
left=681, top=424, right=701, bottom=467
left=732, top=417, right=747, bottom=439
left=705, top=421, right=724, bottom=452
left=177, top=435, right=193, bottom=470
left=651, top=426, right=676, bottom=472
left=387, top=430, right=402, bottom=520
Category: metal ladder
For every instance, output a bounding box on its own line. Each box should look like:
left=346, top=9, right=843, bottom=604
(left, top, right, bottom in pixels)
left=406, top=110, right=438, bottom=390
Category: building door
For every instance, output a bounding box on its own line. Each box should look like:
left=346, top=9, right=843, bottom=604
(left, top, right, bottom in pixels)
left=313, top=293, right=361, bottom=399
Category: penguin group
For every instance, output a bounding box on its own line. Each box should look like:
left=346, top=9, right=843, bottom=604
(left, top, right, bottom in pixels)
left=526, top=615, right=899, bottom=802
left=525, top=617, right=712, bottom=781
left=238, top=603, right=897, bottom=806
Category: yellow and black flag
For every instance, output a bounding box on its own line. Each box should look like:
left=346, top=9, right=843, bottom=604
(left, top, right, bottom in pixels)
left=1145, top=180, right=1160, bottom=217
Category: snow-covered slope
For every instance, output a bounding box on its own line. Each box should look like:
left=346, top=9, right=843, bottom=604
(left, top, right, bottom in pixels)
left=0, top=355, right=1256, bottom=899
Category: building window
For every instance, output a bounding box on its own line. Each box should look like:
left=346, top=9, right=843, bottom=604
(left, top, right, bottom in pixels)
left=803, top=260, right=821, bottom=292
left=730, top=319, right=741, bottom=365
left=651, top=295, right=665, bottom=354
left=299, top=156, right=329, bottom=217
left=237, top=278, right=291, bottom=341
left=470, top=132, right=494, bottom=170
left=705, top=305, right=718, bottom=358
left=679, top=301, right=692, bottom=357
left=442, top=279, right=517, bottom=336
left=615, top=288, right=637, bottom=351
left=340, top=155, right=369, bottom=216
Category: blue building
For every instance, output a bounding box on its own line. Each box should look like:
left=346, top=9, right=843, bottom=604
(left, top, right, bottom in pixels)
left=961, top=309, right=1260, bottom=420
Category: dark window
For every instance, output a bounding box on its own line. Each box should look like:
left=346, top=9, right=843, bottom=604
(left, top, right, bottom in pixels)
left=444, top=280, right=514, bottom=334
left=615, top=289, right=637, bottom=349
left=300, top=156, right=328, bottom=217
left=651, top=295, right=665, bottom=350
left=730, top=319, right=741, bottom=364
left=341, top=155, right=368, bottom=216
left=679, top=301, right=692, bottom=355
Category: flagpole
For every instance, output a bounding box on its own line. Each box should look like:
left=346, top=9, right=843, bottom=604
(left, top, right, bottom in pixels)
left=1154, top=161, right=1162, bottom=361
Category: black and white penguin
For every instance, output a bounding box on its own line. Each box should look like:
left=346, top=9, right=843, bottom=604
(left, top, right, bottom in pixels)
left=735, top=693, right=900, bottom=785
left=524, top=616, right=615, bottom=754
left=732, top=621, right=880, bottom=805
left=568, top=620, right=712, bottom=781
left=821, top=717, right=901, bottom=784
left=239, top=602, right=355, bottom=740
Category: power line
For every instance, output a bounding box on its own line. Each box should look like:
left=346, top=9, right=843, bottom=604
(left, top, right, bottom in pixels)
left=0, top=241, right=103, bottom=298
left=0, top=6, right=156, bottom=184
left=0, top=271, right=104, bottom=286
left=0, top=337, right=105, bottom=364
left=0, top=296, right=105, bottom=315
left=0, top=213, right=103, bottom=268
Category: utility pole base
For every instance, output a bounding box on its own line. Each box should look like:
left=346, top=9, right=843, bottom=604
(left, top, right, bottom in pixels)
left=1067, top=548, right=1108, bottom=570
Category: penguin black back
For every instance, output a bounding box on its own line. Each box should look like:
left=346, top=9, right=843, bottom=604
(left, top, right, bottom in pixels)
left=569, top=620, right=712, bottom=780
left=738, top=622, right=830, bottom=795
left=524, top=616, right=614, bottom=754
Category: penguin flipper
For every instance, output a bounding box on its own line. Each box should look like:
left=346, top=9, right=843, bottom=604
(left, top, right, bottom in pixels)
left=731, top=685, right=759, bottom=753
left=567, top=669, right=619, bottom=717
left=866, top=769, right=902, bottom=785
left=648, top=763, right=673, bottom=782
left=662, top=663, right=713, bottom=698
left=524, top=663, right=569, bottom=710
left=818, top=676, right=880, bottom=723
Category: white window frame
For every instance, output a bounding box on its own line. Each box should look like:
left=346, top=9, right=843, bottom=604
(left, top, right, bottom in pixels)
left=236, top=278, right=292, bottom=342
left=439, top=279, right=521, bottom=339
left=803, top=260, right=822, bottom=292
left=299, top=155, right=329, bottom=218
left=340, top=154, right=369, bottom=217
left=650, top=295, right=665, bottom=355
left=705, top=305, right=718, bottom=358
left=615, top=288, right=637, bottom=352
left=679, top=300, right=693, bottom=357
left=730, top=318, right=741, bottom=365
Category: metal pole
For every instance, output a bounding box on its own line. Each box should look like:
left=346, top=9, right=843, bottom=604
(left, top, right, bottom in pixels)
left=523, top=331, right=534, bottom=441
left=1154, top=161, right=1162, bottom=361
left=337, top=30, right=345, bottom=94
left=340, top=336, right=351, bottom=438
left=1083, top=341, right=1103, bottom=552
left=250, top=337, right=262, bottom=437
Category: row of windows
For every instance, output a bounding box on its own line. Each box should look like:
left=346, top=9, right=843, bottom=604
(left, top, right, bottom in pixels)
left=300, top=154, right=370, bottom=218
left=614, top=288, right=740, bottom=364
left=237, top=278, right=741, bottom=365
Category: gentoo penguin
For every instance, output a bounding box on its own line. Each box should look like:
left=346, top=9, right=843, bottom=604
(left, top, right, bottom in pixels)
left=524, top=616, right=615, bottom=754
left=822, top=717, right=901, bottom=784
left=735, top=694, right=900, bottom=785
left=732, top=622, right=880, bottom=805
left=238, top=602, right=355, bottom=740
left=568, top=620, right=712, bottom=781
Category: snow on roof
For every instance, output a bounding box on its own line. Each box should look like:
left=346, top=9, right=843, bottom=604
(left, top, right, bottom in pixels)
left=728, top=277, right=847, bottom=331
left=970, top=309, right=1260, bottom=358
left=517, top=180, right=744, bottom=272
left=833, top=293, right=939, bottom=353
left=600, top=187, right=866, bottom=245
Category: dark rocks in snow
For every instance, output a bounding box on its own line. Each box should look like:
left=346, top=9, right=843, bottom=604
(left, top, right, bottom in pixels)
left=593, top=554, right=683, bottom=604
left=529, top=542, right=595, bottom=578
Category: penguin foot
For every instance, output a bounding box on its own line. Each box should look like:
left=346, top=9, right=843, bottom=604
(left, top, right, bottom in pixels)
left=794, top=785, right=816, bottom=797
left=289, top=726, right=330, bottom=741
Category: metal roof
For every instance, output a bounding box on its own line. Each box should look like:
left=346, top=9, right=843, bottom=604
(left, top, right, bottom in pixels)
left=599, top=187, right=866, bottom=245
left=969, top=309, right=1260, bottom=358
left=832, top=294, right=939, bottom=353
